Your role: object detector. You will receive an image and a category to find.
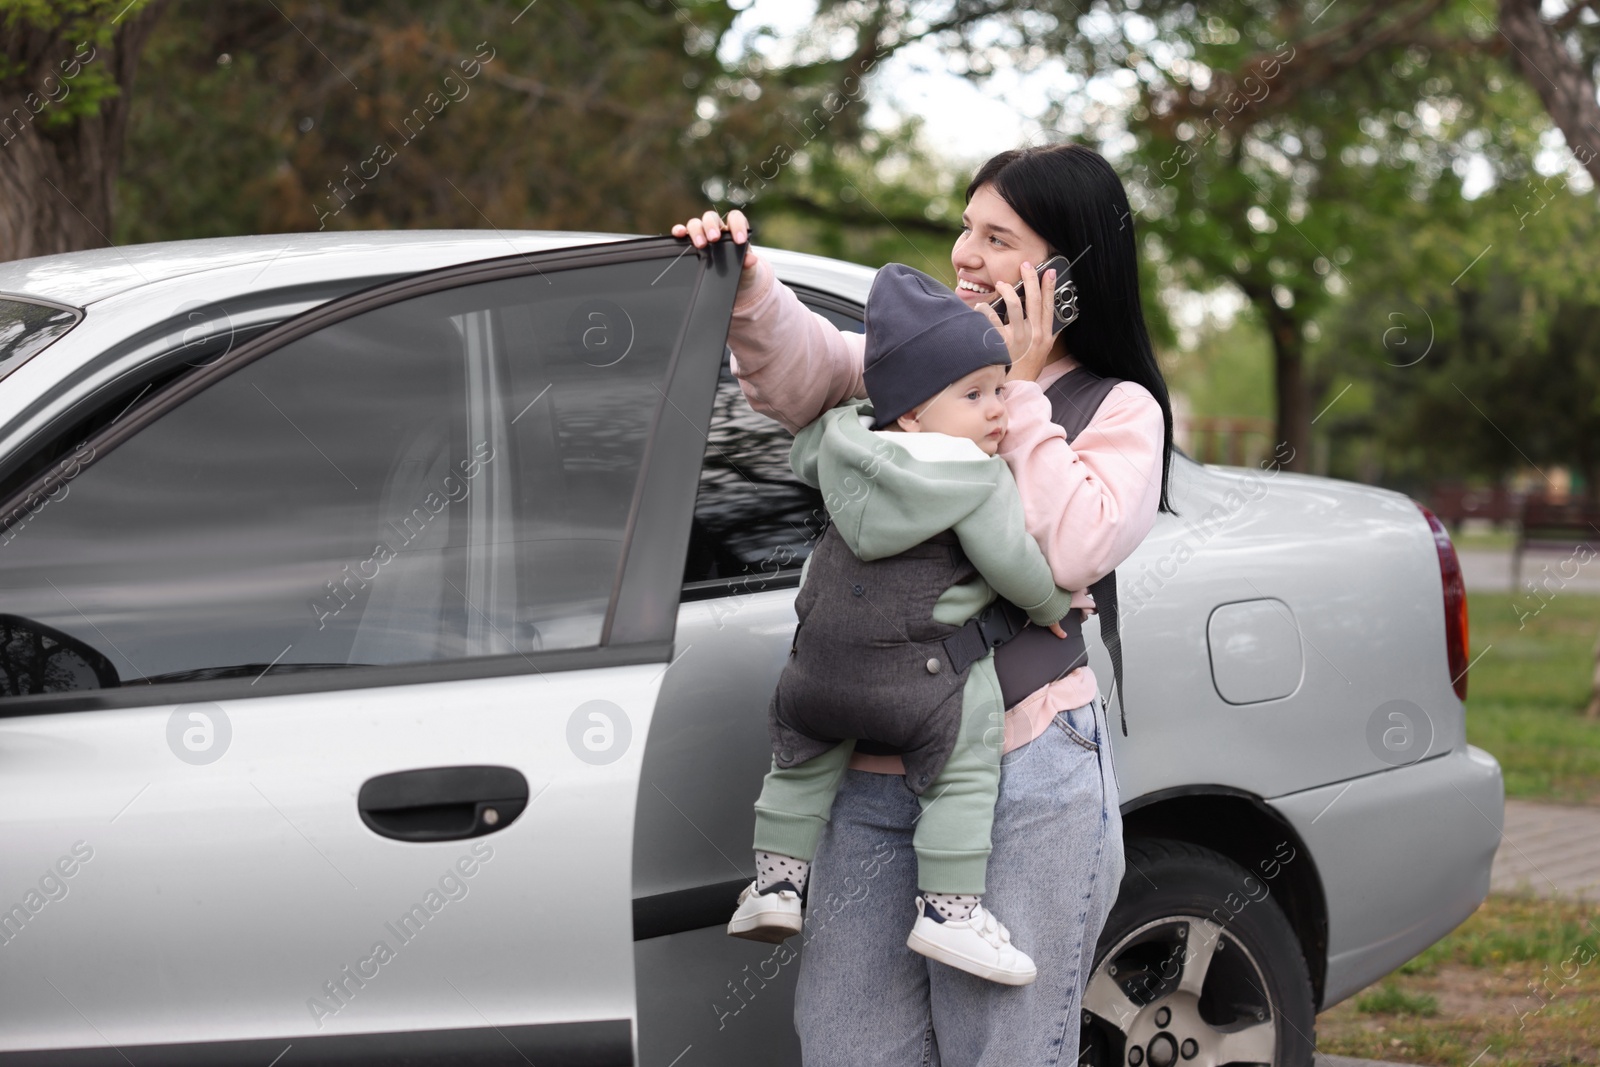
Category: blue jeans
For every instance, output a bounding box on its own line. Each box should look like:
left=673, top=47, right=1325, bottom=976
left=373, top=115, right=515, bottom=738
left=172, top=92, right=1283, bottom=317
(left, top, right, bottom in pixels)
left=793, top=694, right=1125, bottom=1067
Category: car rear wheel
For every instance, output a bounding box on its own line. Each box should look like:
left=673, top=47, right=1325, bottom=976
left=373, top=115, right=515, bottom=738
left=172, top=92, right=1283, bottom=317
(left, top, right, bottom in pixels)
left=1079, top=838, right=1315, bottom=1067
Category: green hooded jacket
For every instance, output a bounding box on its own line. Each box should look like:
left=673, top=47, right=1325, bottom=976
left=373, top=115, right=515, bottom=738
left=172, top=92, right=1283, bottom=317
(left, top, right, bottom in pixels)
left=791, top=398, right=1073, bottom=628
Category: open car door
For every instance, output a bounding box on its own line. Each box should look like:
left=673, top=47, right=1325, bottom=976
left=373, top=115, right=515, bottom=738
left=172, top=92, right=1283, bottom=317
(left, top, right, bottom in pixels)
left=0, top=237, right=740, bottom=1065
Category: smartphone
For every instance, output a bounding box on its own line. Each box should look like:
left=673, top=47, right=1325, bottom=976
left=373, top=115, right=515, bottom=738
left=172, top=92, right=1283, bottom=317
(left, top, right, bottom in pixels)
left=990, top=254, right=1079, bottom=332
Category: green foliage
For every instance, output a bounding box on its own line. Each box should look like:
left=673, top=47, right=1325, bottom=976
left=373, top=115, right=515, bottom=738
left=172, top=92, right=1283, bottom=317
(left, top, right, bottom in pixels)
left=94, top=0, right=1600, bottom=505
left=1311, top=180, right=1600, bottom=494
left=116, top=0, right=947, bottom=244
left=1013, top=0, right=1600, bottom=489
left=0, top=0, right=156, bottom=124
left=1356, top=980, right=1440, bottom=1016
left=119, top=0, right=743, bottom=239
left=1164, top=304, right=1275, bottom=421
left=110, top=0, right=1180, bottom=341
left=1325, top=897, right=1600, bottom=1065
left=1397, top=895, right=1600, bottom=975
left=745, top=118, right=963, bottom=268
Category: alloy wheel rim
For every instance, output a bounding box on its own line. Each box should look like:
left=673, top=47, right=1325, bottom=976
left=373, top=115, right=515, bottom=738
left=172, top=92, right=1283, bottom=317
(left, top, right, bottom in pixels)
left=1080, top=916, right=1278, bottom=1067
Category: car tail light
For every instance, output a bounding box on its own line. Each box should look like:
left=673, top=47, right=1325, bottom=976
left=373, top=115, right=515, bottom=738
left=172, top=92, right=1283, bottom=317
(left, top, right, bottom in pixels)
left=1415, top=503, right=1469, bottom=700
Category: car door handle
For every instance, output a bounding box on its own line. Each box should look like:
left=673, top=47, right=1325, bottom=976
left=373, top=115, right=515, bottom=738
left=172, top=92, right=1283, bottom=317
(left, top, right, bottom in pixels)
left=358, top=765, right=529, bottom=842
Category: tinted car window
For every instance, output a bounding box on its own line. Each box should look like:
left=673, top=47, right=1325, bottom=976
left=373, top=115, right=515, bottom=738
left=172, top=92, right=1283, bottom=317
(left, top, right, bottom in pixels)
left=0, top=257, right=695, bottom=694
left=683, top=289, right=863, bottom=590
left=0, top=298, right=81, bottom=381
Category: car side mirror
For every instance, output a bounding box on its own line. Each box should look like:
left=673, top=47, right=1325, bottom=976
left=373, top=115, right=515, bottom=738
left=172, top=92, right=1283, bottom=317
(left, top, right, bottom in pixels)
left=0, top=614, right=120, bottom=696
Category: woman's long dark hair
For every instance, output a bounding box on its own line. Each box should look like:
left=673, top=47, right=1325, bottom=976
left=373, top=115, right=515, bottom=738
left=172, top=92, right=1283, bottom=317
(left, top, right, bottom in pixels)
left=967, top=144, right=1177, bottom=514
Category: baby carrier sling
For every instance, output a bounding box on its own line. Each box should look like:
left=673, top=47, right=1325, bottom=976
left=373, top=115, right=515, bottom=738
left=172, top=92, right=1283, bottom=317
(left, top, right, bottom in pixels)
left=766, top=368, right=1129, bottom=796
left=768, top=521, right=978, bottom=795
left=939, top=367, right=1130, bottom=734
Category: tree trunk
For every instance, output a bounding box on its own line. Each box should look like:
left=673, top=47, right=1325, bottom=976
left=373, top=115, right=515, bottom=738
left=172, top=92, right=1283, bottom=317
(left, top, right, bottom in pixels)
left=1498, top=0, right=1600, bottom=189
left=1265, top=301, right=1312, bottom=473
left=0, top=3, right=167, bottom=262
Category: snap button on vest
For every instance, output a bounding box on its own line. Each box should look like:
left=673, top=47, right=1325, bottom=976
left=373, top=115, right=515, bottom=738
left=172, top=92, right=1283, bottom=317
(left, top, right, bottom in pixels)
left=779, top=748, right=794, bottom=762
left=852, top=583, right=865, bottom=596
left=926, top=657, right=941, bottom=674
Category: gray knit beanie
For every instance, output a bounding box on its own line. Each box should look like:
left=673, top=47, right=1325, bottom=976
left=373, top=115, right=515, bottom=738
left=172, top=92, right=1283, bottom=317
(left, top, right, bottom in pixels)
left=862, top=264, right=1011, bottom=430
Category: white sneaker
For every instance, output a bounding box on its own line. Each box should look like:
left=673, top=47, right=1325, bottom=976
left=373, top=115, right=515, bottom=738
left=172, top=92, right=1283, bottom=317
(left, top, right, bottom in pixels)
left=727, top=881, right=803, bottom=943
left=906, top=896, right=1037, bottom=986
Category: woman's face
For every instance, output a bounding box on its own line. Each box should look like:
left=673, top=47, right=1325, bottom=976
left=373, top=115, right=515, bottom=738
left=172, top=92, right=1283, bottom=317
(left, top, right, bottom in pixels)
left=950, top=183, right=1053, bottom=310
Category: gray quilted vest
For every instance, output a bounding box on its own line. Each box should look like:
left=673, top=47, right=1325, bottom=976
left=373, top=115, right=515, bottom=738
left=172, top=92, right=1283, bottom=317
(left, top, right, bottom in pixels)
left=768, top=526, right=978, bottom=795
left=766, top=366, right=1128, bottom=795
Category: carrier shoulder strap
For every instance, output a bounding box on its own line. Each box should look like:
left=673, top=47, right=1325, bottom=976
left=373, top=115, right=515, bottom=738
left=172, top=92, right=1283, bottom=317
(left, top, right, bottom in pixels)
left=1044, top=368, right=1129, bottom=735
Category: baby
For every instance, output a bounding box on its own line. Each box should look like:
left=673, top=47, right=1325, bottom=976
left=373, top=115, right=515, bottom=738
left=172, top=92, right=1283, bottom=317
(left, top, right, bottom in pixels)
left=727, top=263, right=1073, bottom=986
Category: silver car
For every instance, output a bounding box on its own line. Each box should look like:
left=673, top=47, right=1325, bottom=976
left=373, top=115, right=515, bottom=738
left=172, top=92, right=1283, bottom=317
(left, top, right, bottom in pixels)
left=0, top=231, right=1503, bottom=1066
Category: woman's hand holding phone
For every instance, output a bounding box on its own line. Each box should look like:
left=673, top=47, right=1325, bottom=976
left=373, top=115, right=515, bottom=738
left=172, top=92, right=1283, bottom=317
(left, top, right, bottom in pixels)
left=672, top=209, right=761, bottom=299
left=976, top=261, right=1063, bottom=384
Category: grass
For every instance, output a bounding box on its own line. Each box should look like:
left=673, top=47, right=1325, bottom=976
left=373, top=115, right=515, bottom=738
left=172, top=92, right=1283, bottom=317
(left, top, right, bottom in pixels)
left=1442, top=514, right=1521, bottom=553
left=1462, top=589, right=1600, bottom=804
left=1318, top=897, right=1600, bottom=1065
left=1356, top=982, right=1440, bottom=1016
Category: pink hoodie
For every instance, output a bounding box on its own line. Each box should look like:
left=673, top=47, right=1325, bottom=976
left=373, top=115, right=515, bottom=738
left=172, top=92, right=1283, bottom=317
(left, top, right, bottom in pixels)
left=728, top=256, right=1167, bottom=768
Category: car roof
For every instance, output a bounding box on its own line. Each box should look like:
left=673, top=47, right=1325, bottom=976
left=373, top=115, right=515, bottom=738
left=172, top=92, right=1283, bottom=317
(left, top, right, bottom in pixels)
left=0, top=230, right=878, bottom=460
left=0, top=230, right=877, bottom=309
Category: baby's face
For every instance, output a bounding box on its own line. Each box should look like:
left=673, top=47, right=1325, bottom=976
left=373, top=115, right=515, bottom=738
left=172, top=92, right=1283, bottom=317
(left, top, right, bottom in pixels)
left=896, top=365, right=1009, bottom=455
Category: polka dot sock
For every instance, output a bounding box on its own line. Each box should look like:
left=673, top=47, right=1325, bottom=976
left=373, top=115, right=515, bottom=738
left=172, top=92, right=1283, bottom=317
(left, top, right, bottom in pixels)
left=755, top=851, right=810, bottom=895
left=922, top=892, right=980, bottom=922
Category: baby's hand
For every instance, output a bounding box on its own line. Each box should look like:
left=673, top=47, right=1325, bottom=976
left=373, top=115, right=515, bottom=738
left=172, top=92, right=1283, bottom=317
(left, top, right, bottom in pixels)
left=1049, top=620, right=1068, bottom=639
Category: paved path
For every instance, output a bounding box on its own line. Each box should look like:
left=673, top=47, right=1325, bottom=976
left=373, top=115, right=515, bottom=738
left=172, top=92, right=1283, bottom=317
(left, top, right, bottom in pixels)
left=1490, top=798, right=1600, bottom=900
left=1456, top=546, right=1600, bottom=594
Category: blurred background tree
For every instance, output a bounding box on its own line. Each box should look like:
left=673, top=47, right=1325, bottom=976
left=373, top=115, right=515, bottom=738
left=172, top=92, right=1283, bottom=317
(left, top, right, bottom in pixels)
left=954, top=0, right=1597, bottom=471
left=3, top=0, right=1598, bottom=499
left=1315, top=184, right=1600, bottom=501
left=0, top=0, right=166, bottom=258
left=112, top=0, right=1010, bottom=241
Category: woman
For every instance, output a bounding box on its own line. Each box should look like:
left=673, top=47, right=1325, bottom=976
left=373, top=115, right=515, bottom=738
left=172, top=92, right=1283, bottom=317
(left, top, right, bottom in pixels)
left=675, top=142, right=1175, bottom=1066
